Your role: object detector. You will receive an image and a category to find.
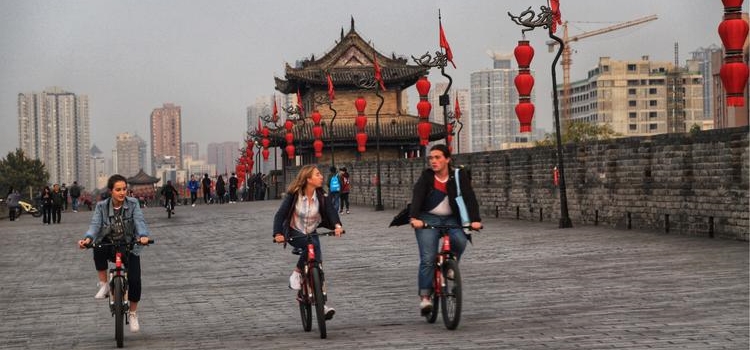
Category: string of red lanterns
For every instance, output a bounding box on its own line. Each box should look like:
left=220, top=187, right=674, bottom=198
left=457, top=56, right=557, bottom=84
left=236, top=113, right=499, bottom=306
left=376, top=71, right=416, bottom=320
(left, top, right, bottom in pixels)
left=284, top=118, right=295, bottom=160
left=354, top=96, right=368, bottom=152
left=311, top=110, right=324, bottom=158
left=415, top=76, right=432, bottom=146
left=718, top=0, right=749, bottom=107
left=513, top=39, right=535, bottom=133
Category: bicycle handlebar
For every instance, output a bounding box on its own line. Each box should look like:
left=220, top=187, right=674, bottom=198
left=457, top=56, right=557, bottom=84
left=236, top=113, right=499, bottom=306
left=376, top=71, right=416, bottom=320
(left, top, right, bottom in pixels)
left=274, top=230, right=346, bottom=243
left=422, top=224, right=482, bottom=231
left=84, top=239, right=155, bottom=249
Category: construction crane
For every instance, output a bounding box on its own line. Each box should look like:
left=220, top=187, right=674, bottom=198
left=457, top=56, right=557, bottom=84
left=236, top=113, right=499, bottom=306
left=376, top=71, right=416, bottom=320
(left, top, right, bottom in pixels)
left=547, top=14, right=658, bottom=129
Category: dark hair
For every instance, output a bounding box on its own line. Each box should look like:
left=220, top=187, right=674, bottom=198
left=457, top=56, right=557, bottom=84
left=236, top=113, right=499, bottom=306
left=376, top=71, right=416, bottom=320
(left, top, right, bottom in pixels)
left=329, top=166, right=337, bottom=173
left=107, top=174, right=128, bottom=190
left=429, top=144, right=451, bottom=159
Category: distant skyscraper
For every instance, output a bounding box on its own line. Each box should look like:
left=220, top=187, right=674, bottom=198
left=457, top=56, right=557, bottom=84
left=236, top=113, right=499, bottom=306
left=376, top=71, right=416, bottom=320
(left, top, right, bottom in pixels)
left=116, top=132, right=146, bottom=177
left=182, top=142, right=200, bottom=162
left=247, top=95, right=274, bottom=133
left=207, top=141, right=239, bottom=176
left=150, top=103, right=182, bottom=174
left=17, top=87, right=91, bottom=187
left=90, top=144, right=107, bottom=190
left=470, top=54, right=536, bottom=152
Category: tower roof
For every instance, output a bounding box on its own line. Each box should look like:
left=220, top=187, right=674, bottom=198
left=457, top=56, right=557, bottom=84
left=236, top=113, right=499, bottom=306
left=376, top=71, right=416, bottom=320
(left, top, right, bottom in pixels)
left=275, top=18, right=428, bottom=94
left=127, top=169, right=160, bottom=185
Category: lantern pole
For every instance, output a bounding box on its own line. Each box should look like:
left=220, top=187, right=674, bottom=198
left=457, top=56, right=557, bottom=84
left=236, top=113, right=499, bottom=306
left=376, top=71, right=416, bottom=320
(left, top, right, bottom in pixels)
left=353, top=75, right=385, bottom=211
left=313, top=81, right=337, bottom=168
left=508, top=2, right=572, bottom=228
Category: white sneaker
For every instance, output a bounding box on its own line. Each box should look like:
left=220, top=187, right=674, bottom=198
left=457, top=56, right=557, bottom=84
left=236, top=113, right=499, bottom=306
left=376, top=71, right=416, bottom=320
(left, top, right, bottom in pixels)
left=324, top=305, right=335, bottom=320
left=191, top=203, right=196, bottom=207
left=420, top=298, right=433, bottom=315
left=288, top=271, right=302, bottom=290
left=94, top=281, right=109, bottom=299
left=128, top=311, right=140, bottom=332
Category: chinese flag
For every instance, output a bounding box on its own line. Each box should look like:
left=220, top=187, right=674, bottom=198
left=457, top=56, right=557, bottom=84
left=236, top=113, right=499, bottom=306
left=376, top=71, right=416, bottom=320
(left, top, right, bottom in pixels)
left=439, top=22, right=456, bottom=68
left=373, top=55, right=386, bottom=91
left=296, top=89, right=304, bottom=116
left=327, top=73, right=335, bottom=101
left=454, top=96, right=461, bottom=120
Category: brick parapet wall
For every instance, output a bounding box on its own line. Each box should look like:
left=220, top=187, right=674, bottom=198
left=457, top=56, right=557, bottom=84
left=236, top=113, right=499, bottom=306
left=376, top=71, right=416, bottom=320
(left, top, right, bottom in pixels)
left=287, top=127, right=749, bottom=240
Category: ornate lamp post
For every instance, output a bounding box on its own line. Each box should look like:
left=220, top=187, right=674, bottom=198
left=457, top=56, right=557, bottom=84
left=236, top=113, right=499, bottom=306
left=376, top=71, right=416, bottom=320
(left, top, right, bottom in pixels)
left=508, top=1, right=572, bottom=228
left=353, top=72, right=385, bottom=211
left=312, top=71, right=338, bottom=167
left=718, top=0, right=749, bottom=107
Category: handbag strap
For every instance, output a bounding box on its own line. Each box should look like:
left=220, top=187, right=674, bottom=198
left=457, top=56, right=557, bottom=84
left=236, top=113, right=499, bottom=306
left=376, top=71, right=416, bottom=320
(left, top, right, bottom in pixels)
left=454, top=168, right=462, bottom=196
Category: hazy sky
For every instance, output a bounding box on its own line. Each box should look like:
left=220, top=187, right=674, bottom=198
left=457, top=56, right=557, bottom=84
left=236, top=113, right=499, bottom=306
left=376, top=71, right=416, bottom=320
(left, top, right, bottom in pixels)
left=0, top=0, right=725, bottom=158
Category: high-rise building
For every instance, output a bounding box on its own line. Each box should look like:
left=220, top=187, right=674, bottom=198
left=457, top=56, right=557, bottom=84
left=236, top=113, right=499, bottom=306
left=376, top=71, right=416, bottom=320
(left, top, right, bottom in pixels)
left=90, top=144, right=107, bottom=190
left=182, top=142, right=200, bottom=162
left=207, top=141, right=239, bottom=176
left=116, top=132, right=146, bottom=177
left=150, top=103, right=182, bottom=175
left=17, top=87, right=91, bottom=188
left=470, top=54, right=537, bottom=152
left=559, top=56, right=705, bottom=136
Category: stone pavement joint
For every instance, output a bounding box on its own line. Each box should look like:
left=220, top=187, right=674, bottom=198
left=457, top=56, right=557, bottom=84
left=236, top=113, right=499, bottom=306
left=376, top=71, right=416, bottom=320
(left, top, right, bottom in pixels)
left=0, top=200, right=746, bottom=349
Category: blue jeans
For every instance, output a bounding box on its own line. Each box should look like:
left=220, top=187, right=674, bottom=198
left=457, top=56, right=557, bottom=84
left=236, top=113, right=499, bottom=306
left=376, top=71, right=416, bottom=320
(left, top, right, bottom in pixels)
left=415, top=213, right=468, bottom=296
left=71, top=197, right=79, bottom=211
left=329, top=192, right=340, bottom=213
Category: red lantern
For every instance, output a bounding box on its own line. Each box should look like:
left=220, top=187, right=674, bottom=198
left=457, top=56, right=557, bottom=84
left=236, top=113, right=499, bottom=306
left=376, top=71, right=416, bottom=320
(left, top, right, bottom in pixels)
left=417, top=100, right=432, bottom=118
left=262, top=127, right=269, bottom=138
left=245, top=147, right=253, bottom=158
left=356, top=132, right=368, bottom=152
left=285, top=144, right=295, bottom=159
left=261, top=148, right=270, bottom=161
left=284, top=120, right=294, bottom=132
left=514, top=73, right=535, bottom=97
left=261, top=139, right=270, bottom=148
left=515, top=99, right=535, bottom=133
left=416, top=76, right=431, bottom=97
left=514, top=40, right=534, bottom=68
left=311, top=110, right=322, bottom=124
left=356, top=115, right=367, bottom=130
left=355, top=97, right=367, bottom=113
left=417, top=121, right=431, bottom=146
left=285, top=132, right=294, bottom=144
left=718, top=14, right=749, bottom=53
left=313, top=125, right=323, bottom=138
left=313, top=139, right=323, bottom=158
left=722, top=0, right=745, bottom=10
left=720, top=58, right=749, bottom=106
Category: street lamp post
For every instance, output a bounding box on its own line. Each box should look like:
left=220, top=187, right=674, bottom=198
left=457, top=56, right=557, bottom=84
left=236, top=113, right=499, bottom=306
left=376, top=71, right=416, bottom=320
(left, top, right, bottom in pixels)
left=353, top=75, right=384, bottom=211
left=508, top=2, right=572, bottom=228
left=313, top=80, right=338, bottom=168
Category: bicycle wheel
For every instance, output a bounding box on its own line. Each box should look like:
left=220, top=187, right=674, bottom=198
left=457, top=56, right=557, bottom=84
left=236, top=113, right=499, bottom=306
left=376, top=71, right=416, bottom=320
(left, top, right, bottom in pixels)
left=440, top=259, right=462, bottom=330
left=298, top=290, right=312, bottom=332
left=113, top=277, right=125, bottom=348
left=311, top=267, right=327, bottom=339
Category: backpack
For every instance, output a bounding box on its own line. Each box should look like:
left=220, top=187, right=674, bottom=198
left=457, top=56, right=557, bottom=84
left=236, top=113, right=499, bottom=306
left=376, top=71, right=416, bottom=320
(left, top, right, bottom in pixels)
left=329, top=175, right=341, bottom=192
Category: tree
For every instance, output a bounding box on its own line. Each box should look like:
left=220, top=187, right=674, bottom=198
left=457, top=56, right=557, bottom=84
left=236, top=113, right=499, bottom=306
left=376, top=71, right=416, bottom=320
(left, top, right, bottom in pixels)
left=535, top=121, right=620, bottom=147
left=0, top=149, right=49, bottom=199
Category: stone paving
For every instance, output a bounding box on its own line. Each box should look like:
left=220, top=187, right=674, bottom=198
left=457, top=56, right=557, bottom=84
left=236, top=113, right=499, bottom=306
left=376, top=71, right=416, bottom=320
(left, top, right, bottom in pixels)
left=0, top=200, right=747, bottom=349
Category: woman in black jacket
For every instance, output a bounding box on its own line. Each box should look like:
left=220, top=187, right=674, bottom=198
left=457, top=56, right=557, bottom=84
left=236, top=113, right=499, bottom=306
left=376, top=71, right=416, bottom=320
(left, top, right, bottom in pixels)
left=273, top=164, right=345, bottom=320
left=409, top=144, right=482, bottom=315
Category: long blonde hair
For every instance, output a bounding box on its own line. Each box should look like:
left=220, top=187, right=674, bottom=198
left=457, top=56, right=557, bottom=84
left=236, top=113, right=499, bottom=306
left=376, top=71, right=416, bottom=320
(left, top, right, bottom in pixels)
left=286, top=165, right=319, bottom=195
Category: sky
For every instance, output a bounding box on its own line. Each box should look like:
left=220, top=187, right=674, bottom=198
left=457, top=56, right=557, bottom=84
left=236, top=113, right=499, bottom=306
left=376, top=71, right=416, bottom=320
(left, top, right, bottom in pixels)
left=0, top=0, right=727, bottom=159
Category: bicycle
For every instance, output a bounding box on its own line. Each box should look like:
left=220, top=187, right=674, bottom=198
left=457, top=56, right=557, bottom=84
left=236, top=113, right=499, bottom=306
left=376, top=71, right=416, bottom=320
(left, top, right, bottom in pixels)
left=85, top=238, right=154, bottom=348
left=422, top=224, right=479, bottom=330
left=283, top=231, right=342, bottom=339
left=18, top=199, right=42, bottom=217
left=164, top=197, right=176, bottom=218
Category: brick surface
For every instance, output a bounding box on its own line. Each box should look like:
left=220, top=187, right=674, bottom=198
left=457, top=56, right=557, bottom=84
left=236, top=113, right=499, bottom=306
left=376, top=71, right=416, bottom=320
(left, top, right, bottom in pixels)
left=0, top=200, right=747, bottom=349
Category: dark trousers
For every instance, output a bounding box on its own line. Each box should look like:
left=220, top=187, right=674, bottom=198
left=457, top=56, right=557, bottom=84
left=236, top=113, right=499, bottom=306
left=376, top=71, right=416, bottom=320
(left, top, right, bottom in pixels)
left=8, top=206, right=18, bottom=221
left=52, top=205, right=62, bottom=223
left=190, top=192, right=197, bottom=204
left=94, top=248, right=142, bottom=302
left=340, top=192, right=350, bottom=211
left=42, top=205, right=52, bottom=224
left=203, top=190, right=211, bottom=204
left=229, top=187, right=237, bottom=201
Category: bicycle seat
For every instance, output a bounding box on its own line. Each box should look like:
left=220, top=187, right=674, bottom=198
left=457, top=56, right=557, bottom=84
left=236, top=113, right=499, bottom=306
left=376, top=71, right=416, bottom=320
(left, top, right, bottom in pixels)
left=291, top=247, right=304, bottom=256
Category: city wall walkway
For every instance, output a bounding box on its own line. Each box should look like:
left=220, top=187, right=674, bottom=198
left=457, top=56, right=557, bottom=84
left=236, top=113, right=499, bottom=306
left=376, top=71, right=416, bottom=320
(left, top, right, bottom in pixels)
left=0, top=200, right=747, bottom=349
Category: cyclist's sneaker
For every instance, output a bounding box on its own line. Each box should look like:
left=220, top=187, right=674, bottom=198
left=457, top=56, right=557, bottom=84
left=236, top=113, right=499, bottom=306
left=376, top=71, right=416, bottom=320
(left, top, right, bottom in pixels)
left=419, top=298, right=433, bottom=315
left=324, top=305, right=335, bottom=320
left=128, top=311, right=140, bottom=332
left=288, top=271, right=302, bottom=290
left=94, top=281, right=109, bottom=299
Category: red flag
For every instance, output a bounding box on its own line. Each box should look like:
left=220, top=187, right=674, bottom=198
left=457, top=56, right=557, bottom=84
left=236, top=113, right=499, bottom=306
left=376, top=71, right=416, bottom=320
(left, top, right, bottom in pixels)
left=296, top=89, right=304, bottom=116
left=373, top=55, right=386, bottom=91
left=439, top=22, right=456, bottom=68
left=550, top=0, right=562, bottom=33
left=327, top=73, right=335, bottom=101
left=257, top=118, right=262, bottom=132
left=454, top=96, right=461, bottom=120
left=272, top=97, right=278, bottom=122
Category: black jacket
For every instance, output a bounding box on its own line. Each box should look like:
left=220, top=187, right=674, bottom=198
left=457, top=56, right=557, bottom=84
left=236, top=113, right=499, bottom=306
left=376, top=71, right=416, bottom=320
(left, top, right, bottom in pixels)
left=273, top=188, right=342, bottom=239
left=409, top=167, right=481, bottom=223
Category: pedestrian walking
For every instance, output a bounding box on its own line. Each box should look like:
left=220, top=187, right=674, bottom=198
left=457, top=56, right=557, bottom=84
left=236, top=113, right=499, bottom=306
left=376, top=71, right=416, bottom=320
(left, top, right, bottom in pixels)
left=51, top=184, right=64, bottom=224
left=216, top=175, right=226, bottom=204
left=339, top=167, right=351, bottom=214
left=201, top=174, right=212, bottom=204
left=187, top=175, right=200, bottom=207
left=61, top=183, right=69, bottom=211
left=6, top=188, right=20, bottom=221
left=41, top=186, right=52, bottom=224
left=326, top=166, right=342, bottom=213
left=229, top=173, right=238, bottom=203
left=70, top=181, right=81, bottom=212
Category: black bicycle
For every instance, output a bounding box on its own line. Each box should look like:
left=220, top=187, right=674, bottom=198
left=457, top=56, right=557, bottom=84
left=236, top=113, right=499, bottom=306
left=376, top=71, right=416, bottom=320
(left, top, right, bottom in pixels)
left=85, top=238, right=154, bottom=348
left=422, top=224, right=478, bottom=330
left=164, top=197, right=176, bottom=218
left=285, top=231, right=342, bottom=339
